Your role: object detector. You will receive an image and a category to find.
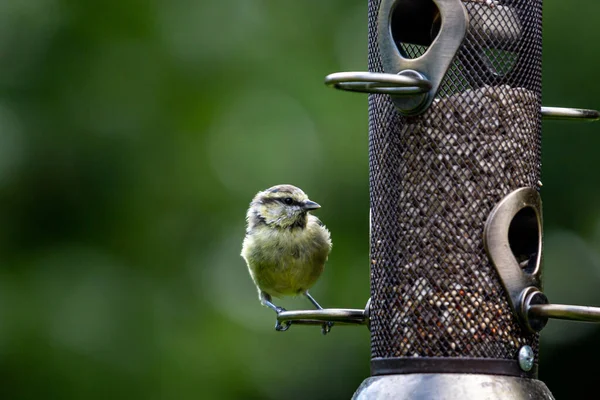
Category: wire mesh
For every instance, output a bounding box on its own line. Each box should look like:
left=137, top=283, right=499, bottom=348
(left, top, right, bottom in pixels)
left=368, top=0, right=542, bottom=362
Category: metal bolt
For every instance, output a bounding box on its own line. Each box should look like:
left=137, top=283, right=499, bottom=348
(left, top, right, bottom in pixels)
left=518, top=345, right=534, bottom=371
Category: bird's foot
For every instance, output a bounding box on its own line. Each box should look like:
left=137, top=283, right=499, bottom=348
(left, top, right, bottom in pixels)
left=274, top=307, right=291, bottom=332
left=321, top=321, right=334, bottom=335
left=275, top=320, right=291, bottom=332
left=275, top=306, right=286, bottom=314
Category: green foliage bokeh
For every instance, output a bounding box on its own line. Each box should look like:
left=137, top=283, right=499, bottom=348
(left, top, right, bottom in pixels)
left=0, top=1, right=598, bottom=399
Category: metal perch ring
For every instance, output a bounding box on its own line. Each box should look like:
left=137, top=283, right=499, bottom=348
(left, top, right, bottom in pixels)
left=540, top=106, right=599, bottom=121
left=326, top=71, right=600, bottom=121
left=276, top=298, right=371, bottom=330
left=325, top=71, right=432, bottom=95
left=277, top=308, right=368, bottom=326
left=529, top=303, right=600, bottom=323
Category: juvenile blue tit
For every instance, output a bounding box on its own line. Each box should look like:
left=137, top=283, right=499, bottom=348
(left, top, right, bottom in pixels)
left=241, top=184, right=333, bottom=334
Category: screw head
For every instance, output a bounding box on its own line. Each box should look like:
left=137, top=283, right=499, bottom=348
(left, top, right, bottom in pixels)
left=518, top=345, right=534, bottom=371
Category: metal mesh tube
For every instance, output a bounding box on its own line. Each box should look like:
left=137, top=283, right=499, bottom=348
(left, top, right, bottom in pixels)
left=368, top=0, right=542, bottom=370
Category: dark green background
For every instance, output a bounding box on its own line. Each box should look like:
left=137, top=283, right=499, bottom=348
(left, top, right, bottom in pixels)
left=0, top=1, right=598, bottom=399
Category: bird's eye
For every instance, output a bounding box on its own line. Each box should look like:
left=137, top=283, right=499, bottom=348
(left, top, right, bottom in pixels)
left=283, top=197, right=294, bottom=205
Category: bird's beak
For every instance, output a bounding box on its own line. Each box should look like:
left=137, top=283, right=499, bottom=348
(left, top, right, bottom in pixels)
left=302, top=200, right=321, bottom=211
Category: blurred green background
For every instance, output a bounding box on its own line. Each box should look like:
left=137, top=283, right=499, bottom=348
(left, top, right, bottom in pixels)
left=0, top=0, right=598, bottom=399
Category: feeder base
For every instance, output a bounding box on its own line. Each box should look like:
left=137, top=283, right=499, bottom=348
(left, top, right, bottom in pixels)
left=353, top=373, right=554, bottom=399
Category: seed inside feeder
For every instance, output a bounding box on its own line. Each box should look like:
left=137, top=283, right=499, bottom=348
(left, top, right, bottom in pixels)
left=370, top=85, right=540, bottom=359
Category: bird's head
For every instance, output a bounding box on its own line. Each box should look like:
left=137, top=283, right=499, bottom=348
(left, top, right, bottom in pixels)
left=247, top=184, right=321, bottom=229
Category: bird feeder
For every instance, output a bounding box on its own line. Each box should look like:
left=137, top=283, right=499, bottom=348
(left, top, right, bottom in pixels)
left=276, top=0, right=600, bottom=398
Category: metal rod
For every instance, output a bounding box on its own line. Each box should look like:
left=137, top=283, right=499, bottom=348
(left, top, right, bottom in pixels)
left=325, top=72, right=431, bottom=95
left=277, top=308, right=368, bottom=325
left=326, top=72, right=599, bottom=121
left=541, top=106, right=599, bottom=121
left=528, top=303, right=600, bottom=323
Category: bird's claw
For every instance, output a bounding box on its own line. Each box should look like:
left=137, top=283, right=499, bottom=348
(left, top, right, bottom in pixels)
left=275, top=320, right=291, bottom=332
left=274, top=307, right=291, bottom=332
left=321, top=321, right=334, bottom=335
left=269, top=305, right=333, bottom=334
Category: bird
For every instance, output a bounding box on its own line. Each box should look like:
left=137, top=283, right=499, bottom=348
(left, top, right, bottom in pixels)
left=241, top=184, right=333, bottom=334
